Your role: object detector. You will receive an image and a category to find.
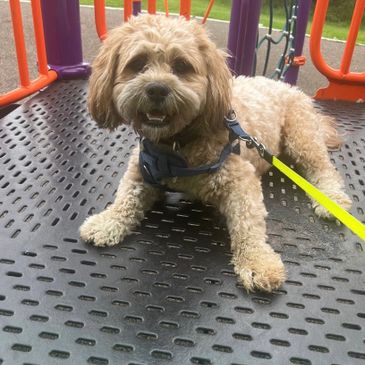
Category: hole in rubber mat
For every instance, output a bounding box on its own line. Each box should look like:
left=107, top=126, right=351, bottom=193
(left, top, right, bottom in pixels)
left=11, top=343, right=32, bottom=352
left=1, top=82, right=365, bottom=365
left=3, top=326, right=22, bottom=334
left=49, top=350, right=70, bottom=359
left=150, top=349, right=173, bottom=360
left=87, top=357, right=109, bottom=365
left=290, top=358, right=311, bottom=365
left=190, top=357, right=212, bottom=365
left=39, top=332, right=59, bottom=340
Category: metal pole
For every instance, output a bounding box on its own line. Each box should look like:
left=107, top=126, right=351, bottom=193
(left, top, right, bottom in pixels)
left=234, top=1, right=249, bottom=75
left=238, top=0, right=262, bottom=76
left=227, top=0, right=262, bottom=76
left=284, top=0, right=312, bottom=85
left=40, top=0, right=90, bottom=79
left=227, top=0, right=243, bottom=73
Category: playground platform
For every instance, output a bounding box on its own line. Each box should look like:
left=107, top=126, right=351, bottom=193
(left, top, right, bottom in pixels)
left=0, top=1, right=365, bottom=364
left=0, top=78, right=364, bottom=365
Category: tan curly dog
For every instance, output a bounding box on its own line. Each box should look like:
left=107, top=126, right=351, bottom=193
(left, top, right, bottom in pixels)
left=80, top=15, right=352, bottom=292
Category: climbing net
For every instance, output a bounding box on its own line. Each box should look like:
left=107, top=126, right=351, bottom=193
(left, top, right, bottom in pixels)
left=254, top=0, right=299, bottom=80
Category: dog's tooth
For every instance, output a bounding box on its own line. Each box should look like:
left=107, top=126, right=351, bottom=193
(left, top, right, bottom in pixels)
left=146, top=113, right=166, bottom=122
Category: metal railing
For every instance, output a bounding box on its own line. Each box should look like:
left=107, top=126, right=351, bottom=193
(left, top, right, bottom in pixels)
left=94, top=0, right=215, bottom=41
left=4, top=0, right=361, bottom=108
left=227, top=0, right=311, bottom=86
left=0, top=0, right=57, bottom=107
left=310, top=0, right=365, bottom=101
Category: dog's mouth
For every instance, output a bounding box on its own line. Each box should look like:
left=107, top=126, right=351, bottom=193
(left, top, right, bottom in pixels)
left=140, top=110, right=170, bottom=128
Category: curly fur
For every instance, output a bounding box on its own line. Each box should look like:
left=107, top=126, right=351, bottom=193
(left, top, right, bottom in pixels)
left=80, top=15, right=352, bottom=292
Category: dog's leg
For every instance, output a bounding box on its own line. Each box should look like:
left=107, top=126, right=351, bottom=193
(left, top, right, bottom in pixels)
left=195, top=155, right=286, bottom=292
left=283, top=97, right=352, bottom=219
left=80, top=153, right=161, bottom=246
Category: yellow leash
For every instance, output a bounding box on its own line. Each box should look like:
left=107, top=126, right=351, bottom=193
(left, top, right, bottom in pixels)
left=272, top=157, right=365, bottom=241
left=225, top=112, right=365, bottom=241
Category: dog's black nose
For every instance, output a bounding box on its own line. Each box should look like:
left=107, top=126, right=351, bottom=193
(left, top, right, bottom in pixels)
left=145, top=82, right=170, bottom=104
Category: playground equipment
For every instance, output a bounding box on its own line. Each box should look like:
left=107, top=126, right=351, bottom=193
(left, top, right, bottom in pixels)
left=0, top=1, right=364, bottom=364
left=310, top=0, right=365, bottom=101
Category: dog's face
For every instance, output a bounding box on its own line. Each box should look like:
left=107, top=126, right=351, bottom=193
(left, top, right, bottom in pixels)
left=88, top=15, right=231, bottom=142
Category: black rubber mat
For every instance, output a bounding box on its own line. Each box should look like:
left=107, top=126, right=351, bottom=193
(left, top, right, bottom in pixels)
left=0, top=80, right=364, bottom=365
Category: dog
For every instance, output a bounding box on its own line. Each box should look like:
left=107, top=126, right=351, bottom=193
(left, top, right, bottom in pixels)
left=80, top=14, right=352, bottom=292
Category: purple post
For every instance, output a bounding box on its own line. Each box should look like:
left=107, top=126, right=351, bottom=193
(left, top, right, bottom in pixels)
left=133, top=0, right=142, bottom=16
left=234, top=1, right=249, bottom=75
left=284, top=0, right=312, bottom=85
left=41, top=0, right=90, bottom=79
left=227, top=0, right=245, bottom=73
left=238, top=0, right=262, bottom=76
left=227, top=0, right=262, bottom=76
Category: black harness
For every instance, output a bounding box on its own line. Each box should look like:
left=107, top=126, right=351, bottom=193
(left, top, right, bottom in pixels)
left=139, top=111, right=272, bottom=187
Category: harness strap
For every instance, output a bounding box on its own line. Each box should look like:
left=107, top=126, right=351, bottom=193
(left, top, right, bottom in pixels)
left=170, top=142, right=235, bottom=177
left=139, top=136, right=238, bottom=187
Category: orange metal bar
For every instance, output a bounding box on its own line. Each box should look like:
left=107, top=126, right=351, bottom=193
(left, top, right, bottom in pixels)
left=164, top=0, right=169, bottom=16
left=310, top=0, right=341, bottom=80
left=148, top=0, right=157, bottom=14
left=315, top=83, right=365, bottom=101
left=31, top=0, right=49, bottom=74
left=180, top=0, right=191, bottom=20
left=124, top=0, right=133, bottom=21
left=0, top=73, right=57, bottom=106
left=94, top=0, right=107, bottom=40
left=310, top=0, right=365, bottom=101
left=340, top=0, right=365, bottom=74
left=0, top=0, right=58, bottom=107
left=202, top=0, right=215, bottom=24
left=9, top=0, right=31, bottom=87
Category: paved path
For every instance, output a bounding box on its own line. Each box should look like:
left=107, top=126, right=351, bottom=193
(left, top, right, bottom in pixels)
left=1, top=1, right=364, bottom=99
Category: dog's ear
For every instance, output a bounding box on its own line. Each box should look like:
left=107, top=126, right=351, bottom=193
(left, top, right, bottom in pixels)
left=88, top=27, right=128, bottom=130
left=200, top=40, right=232, bottom=130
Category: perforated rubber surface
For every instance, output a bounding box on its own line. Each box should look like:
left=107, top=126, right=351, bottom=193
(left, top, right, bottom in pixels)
left=0, top=80, right=364, bottom=365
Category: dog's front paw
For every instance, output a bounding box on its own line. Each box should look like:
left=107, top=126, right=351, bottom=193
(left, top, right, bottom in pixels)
left=313, top=190, right=352, bottom=220
left=80, top=211, right=129, bottom=247
left=234, top=250, right=286, bottom=293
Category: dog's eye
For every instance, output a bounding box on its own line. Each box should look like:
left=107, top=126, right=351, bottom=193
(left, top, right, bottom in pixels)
left=126, top=55, right=148, bottom=73
left=172, top=59, right=194, bottom=75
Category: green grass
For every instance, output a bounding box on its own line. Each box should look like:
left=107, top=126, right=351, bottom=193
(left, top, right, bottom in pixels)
left=259, top=9, right=365, bottom=45
left=80, top=0, right=365, bottom=44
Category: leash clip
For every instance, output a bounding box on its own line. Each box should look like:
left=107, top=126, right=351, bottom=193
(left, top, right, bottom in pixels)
left=238, top=134, right=254, bottom=143
left=246, top=137, right=267, bottom=159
